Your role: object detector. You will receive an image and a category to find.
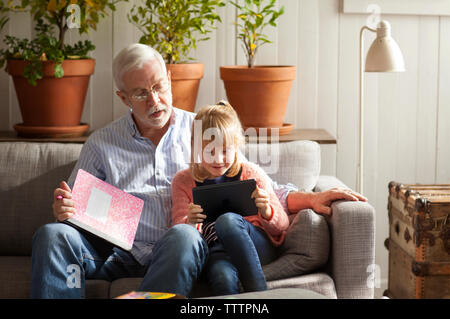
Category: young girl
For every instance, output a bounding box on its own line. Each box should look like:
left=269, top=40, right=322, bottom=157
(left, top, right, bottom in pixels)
left=171, top=101, right=289, bottom=296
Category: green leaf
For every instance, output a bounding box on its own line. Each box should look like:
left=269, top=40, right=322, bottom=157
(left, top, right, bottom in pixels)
left=128, top=0, right=224, bottom=63
left=232, top=0, right=285, bottom=67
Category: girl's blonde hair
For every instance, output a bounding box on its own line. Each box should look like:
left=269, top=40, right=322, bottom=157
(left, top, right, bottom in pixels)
left=190, top=101, right=245, bottom=182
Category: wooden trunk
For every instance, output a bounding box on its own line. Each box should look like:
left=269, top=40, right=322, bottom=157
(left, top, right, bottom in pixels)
left=385, top=182, right=450, bottom=299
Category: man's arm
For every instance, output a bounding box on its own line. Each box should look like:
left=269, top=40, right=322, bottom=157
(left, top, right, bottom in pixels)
left=67, top=139, right=106, bottom=189
left=286, top=188, right=368, bottom=215
left=271, top=180, right=299, bottom=214
left=271, top=178, right=367, bottom=215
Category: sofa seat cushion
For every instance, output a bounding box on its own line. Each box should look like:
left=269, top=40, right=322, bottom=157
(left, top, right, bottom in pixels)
left=106, top=272, right=336, bottom=299
left=0, top=256, right=111, bottom=299
left=267, top=273, right=337, bottom=299
left=203, top=287, right=329, bottom=299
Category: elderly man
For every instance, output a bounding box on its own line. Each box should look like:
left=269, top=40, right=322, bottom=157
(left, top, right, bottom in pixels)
left=30, top=43, right=365, bottom=299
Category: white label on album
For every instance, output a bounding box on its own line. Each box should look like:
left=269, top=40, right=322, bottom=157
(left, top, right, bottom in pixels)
left=85, top=187, right=111, bottom=224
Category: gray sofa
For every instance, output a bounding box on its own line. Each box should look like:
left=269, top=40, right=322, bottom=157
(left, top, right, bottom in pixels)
left=0, top=140, right=375, bottom=299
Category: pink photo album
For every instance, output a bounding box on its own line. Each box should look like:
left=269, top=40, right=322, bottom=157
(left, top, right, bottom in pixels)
left=65, top=169, right=144, bottom=251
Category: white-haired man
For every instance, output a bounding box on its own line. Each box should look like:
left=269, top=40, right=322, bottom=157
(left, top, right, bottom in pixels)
left=30, top=43, right=365, bottom=298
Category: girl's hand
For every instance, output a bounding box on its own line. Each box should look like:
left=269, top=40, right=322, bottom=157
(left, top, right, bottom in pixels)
left=52, top=181, right=76, bottom=221
left=187, top=203, right=206, bottom=224
left=251, top=187, right=271, bottom=220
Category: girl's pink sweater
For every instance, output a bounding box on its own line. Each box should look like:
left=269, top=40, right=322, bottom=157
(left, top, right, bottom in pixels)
left=171, top=161, right=289, bottom=246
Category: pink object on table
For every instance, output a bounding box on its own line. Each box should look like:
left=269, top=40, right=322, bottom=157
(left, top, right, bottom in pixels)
left=65, top=169, right=144, bottom=251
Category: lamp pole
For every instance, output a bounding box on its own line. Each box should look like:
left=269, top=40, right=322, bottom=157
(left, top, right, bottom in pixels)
left=358, top=20, right=405, bottom=195
left=359, top=26, right=376, bottom=195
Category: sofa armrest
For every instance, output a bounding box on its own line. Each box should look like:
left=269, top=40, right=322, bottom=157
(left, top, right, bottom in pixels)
left=314, top=176, right=375, bottom=299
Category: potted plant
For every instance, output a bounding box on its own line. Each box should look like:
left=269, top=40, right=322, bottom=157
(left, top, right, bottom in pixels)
left=128, top=0, right=225, bottom=112
left=0, top=0, right=125, bottom=137
left=220, top=0, right=296, bottom=135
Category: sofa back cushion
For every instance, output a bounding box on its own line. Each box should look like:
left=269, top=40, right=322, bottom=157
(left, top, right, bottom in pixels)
left=243, top=140, right=320, bottom=192
left=0, top=139, right=320, bottom=256
left=0, top=142, right=82, bottom=255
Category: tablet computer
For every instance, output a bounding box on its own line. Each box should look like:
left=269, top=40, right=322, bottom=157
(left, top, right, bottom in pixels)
left=193, top=179, right=258, bottom=223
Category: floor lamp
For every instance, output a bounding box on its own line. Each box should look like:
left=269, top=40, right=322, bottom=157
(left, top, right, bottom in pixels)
left=359, top=20, right=405, bottom=194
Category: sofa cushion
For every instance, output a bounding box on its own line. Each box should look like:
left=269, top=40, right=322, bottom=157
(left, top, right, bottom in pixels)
left=266, top=273, right=336, bottom=299
left=203, top=287, right=329, bottom=299
left=107, top=274, right=336, bottom=299
left=243, top=140, right=320, bottom=192
left=262, top=209, right=330, bottom=281
left=0, top=142, right=82, bottom=255
left=0, top=256, right=31, bottom=298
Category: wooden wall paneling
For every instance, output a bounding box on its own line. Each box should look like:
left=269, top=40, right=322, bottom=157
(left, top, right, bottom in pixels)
left=336, top=14, right=363, bottom=190
left=9, top=12, right=32, bottom=130
left=415, top=16, right=439, bottom=184
left=112, top=0, right=139, bottom=121
left=317, top=0, right=340, bottom=176
left=297, top=0, right=319, bottom=129
left=191, top=25, right=217, bottom=112
left=436, top=16, right=450, bottom=183
left=89, top=15, right=114, bottom=130
left=278, top=0, right=299, bottom=129
left=0, top=12, right=11, bottom=129
left=214, top=4, right=237, bottom=105
left=392, top=16, right=419, bottom=183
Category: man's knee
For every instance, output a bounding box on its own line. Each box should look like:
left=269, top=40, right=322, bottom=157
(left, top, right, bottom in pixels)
left=167, top=224, right=208, bottom=254
left=32, top=223, right=81, bottom=251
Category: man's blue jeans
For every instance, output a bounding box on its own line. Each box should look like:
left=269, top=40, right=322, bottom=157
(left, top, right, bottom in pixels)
left=205, top=212, right=278, bottom=296
left=30, top=222, right=208, bottom=298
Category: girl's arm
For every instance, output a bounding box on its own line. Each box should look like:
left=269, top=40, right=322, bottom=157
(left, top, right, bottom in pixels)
left=171, top=172, right=192, bottom=226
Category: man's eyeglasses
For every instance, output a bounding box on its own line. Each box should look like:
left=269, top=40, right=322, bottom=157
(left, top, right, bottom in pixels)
left=128, top=81, right=170, bottom=102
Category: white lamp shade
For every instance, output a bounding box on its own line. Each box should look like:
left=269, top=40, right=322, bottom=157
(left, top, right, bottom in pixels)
left=365, top=21, right=405, bottom=72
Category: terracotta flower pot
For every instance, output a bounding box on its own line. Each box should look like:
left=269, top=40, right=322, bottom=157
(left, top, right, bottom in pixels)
left=167, top=63, right=204, bottom=113
left=7, top=59, right=95, bottom=137
left=220, top=65, right=296, bottom=135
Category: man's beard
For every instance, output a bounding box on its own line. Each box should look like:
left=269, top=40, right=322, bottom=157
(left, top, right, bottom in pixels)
left=144, top=103, right=172, bottom=127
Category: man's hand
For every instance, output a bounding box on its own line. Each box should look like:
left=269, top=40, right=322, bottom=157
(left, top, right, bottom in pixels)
left=309, top=188, right=367, bottom=215
left=287, top=187, right=367, bottom=215
left=251, top=187, right=271, bottom=220
left=52, top=181, right=76, bottom=221
left=187, top=203, right=206, bottom=224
